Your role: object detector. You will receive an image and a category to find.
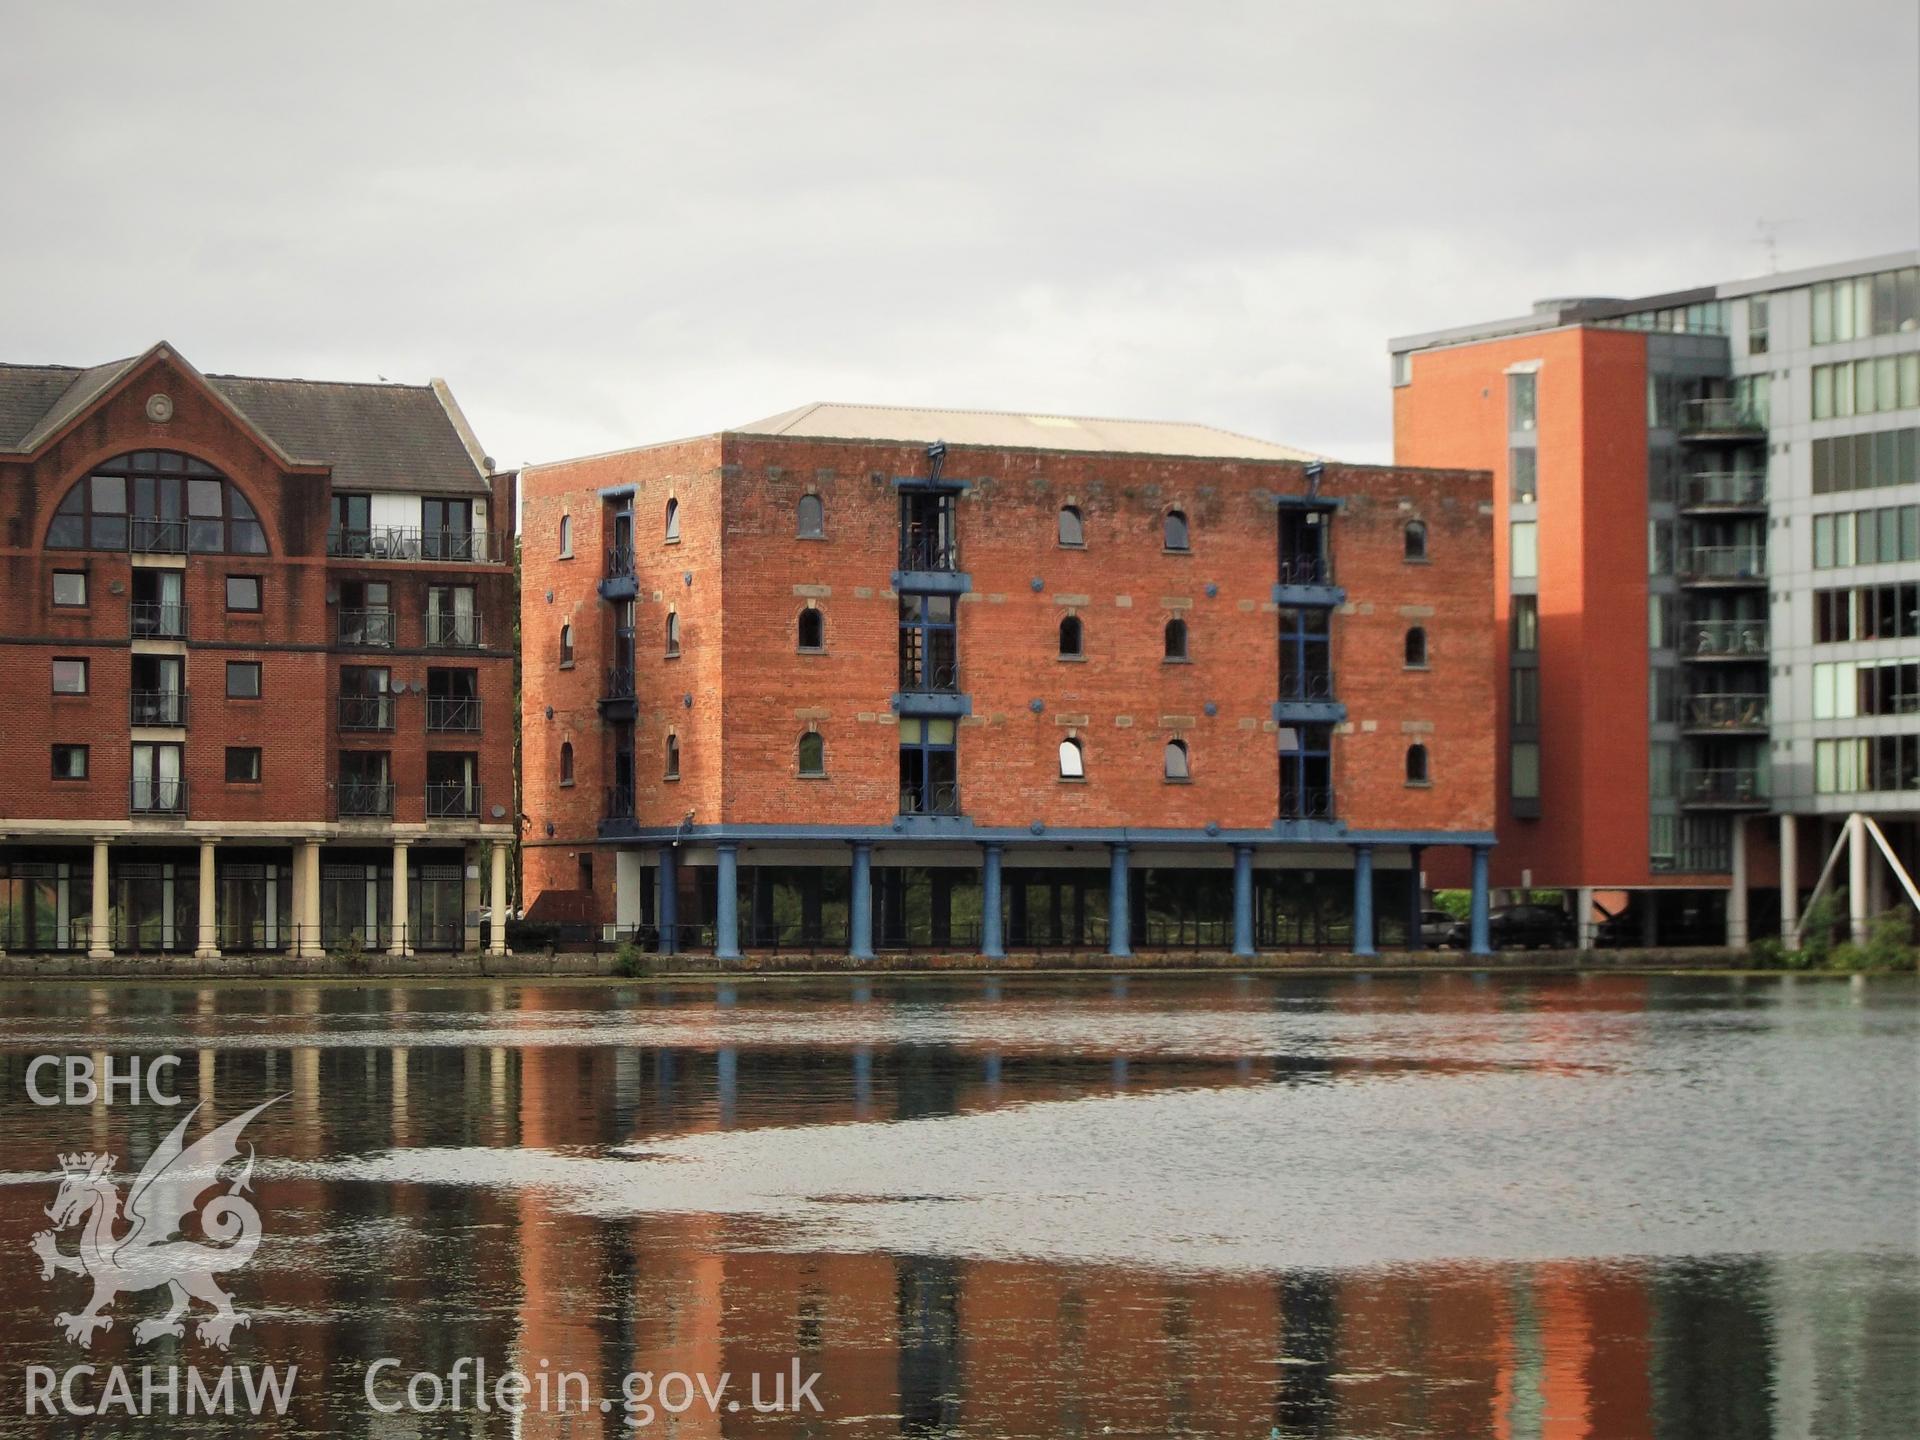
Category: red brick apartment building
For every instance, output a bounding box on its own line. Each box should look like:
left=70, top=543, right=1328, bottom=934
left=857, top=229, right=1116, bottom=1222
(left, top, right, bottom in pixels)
left=521, top=403, right=1498, bottom=958
left=0, top=343, right=516, bottom=958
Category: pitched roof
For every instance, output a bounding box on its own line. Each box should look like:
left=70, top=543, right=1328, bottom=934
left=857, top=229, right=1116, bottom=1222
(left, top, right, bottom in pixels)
left=0, top=348, right=490, bottom=495
left=732, top=401, right=1326, bottom=462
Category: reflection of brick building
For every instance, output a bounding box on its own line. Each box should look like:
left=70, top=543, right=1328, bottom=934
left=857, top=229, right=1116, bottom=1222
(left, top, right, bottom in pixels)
left=0, top=343, right=515, bottom=958
left=522, top=404, right=1499, bottom=957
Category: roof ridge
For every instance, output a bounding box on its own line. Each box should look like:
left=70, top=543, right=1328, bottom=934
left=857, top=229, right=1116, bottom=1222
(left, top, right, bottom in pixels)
left=206, top=371, right=435, bottom=393
left=803, top=397, right=1286, bottom=434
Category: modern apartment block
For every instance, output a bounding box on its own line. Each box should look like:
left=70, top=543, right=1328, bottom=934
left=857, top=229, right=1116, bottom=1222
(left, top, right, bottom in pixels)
left=0, top=343, right=517, bottom=958
left=521, top=403, right=1497, bottom=958
left=1392, top=252, right=1920, bottom=946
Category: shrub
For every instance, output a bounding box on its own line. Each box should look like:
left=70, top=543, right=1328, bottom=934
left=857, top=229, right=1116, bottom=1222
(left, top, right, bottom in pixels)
left=612, top=941, right=645, bottom=979
left=1858, top=908, right=1918, bottom=973
left=1795, top=891, right=1844, bottom=968
left=1744, top=936, right=1787, bottom=969
left=331, top=931, right=372, bottom=974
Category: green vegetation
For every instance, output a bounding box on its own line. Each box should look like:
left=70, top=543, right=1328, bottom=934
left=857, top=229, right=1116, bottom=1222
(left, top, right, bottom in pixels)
left=1746, top=891, right=1917, bottom=972
left=612, top=940, right=646, bottom=978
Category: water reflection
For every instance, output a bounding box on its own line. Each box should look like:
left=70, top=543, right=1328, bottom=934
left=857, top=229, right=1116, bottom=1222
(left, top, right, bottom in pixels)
left=0, top=973, right=1911, bottom=1437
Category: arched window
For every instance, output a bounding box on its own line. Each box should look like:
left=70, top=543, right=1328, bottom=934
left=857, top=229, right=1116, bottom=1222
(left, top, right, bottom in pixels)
left=1406, top=743, right=1430, bottom=785
left=1058, top=614, right=1083, bottom=658
left=1404, top=520, right=1428, bottom=562
left=797, top=731, right=825, bottom=776
left=1164, top=617, right=1188, bottom=661
left=797, top=606, right=824, bottom=651
left=1164, top=509, right=1190, bottom=552
left=797, top=494, right=825, bottom=538
left=664, top=497, right=680, bottom=542
left=558, top=514, right=572, bottom=557
left=559, top=741, right=575, bottom=785
left=48, top=451, right=267, bottom=555
left=1164, top=739, right=1190, bottom=781
left=1058, top=505, right=1085, bottom=547
left=664, top=732, right=681, bottom=779
left=665, top=611, right=681, bottom=657
left=1405, top=626, right=1428, bottom=667
left=559, top=622, right=573, bottom=665
left=1058, top=737, right=1085, bottom=779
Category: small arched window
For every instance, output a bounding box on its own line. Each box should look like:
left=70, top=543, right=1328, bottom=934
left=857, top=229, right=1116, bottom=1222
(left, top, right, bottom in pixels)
left=797, top=606, right=824, bottom=651
left=665, top=611, right=681, bottom=657
left=1404, top=520, right=1428, bottom=562
left=1164, top=739, right=1190, bottom=781
left=1406, top=743, right=1430, bottom=785
left=797, top=494, right=825, bottom=539
left=1405, top=626, right=1428, bottom=667
left=558, top=514, right=572, bottom=557
left=1164, top=617, right=1188, bottom=661
left=797, top=731, right=825, bottom=776
left=1058, top=615, right=1084, bottom=658
left=1058, top=505, right=1085, bottom=547
left=664, top=732, right=681, bottom=779
left=1058, top=737, right=1086, bottom=779
left=1164, top=509, right=1190, bottom=552
left=559, top=740, right=575, bottom=785
left=664, top=497, right=681, bottom=542
left=559, top=622, right=573, bottom=665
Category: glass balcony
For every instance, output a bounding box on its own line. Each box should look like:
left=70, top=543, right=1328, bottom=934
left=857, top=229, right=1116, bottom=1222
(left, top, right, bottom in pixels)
left=129, top=601, right=188, bottom=639
left=1682, top=471, right=1768, bottom=512
left=1681, top=620, right=1769, bottom=659
left=1683, top=693, right=1770, bottom=733
left=1678, top=546, right=1767, bottom=584
left=1680, top=767, right=1769, bottom=808
left=1679, top=398, right=1767, bottom=437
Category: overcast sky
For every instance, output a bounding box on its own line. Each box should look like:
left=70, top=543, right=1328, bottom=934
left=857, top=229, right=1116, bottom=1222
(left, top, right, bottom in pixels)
left=7, top=2, right=1916, bottom=468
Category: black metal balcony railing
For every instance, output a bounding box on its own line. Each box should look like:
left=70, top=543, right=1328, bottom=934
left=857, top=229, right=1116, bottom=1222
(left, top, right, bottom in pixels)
left=603, top=667, right=636, bottom=701
left=338, top=609, right=395, bottom=647
left=426, top=781, right=483, bottom=819
left=327, top=527, right=500, bottom=564
left=425, top=613, right=483, bottom=649
left=1678, top=546, right=1767, bottom=583
left=426, top=695, right=482, bottom=732
left=1680, top=398, right=1767, bottom=435
left=129, top=517, right=189, bottom=554
left=604, top=783, right=635, bottom=820
left=338, top=694, right=394, bottom=732
left=898, top=660, right=961, bottom=693
left=606, top=542, right=635, bottom=579
left=1277, top=552, right=1334, bottom=586
left=130, top=777, right=186, bottom=815
left=1683, top=693, right=1771, bottom=731
left=130, top=690, right=187, bottom=726
left=1280, top=786, right=1336, bottom=820
left=129, top=601, right=187, bottom=639
left=898, top=533, right=960, bottom=572
left=1278, top=670, right=1337, bottom=702
left=1682, top=620, right=1769, bottom=658
left=899, top=782, right=962, bottom=816
left=1683, top=472, right=1768, bottom=510
left=338, top=780, right=394, bottom=818
left=1681, top=767, right=1769, bottom=807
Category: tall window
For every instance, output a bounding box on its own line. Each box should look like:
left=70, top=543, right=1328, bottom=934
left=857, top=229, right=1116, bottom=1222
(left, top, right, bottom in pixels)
left=1511, top=595, right=1539, bottom=652
left=558, top=515, right=572, bottom=557
left=1163, top=509, right=1190, bottom=552
left=426, top=583, right=478, bottom=648
left=1405, top=627, right=1428, bottom=667
left=664, top=732, right=680, bottom=779
left=48, top=452, right=266, bottom=554
left=421, top=498, right=474, bottom=561
left=1058, top=738, right=1085, bottom=779
left=1279, top=723, right=1332, bottom=818
left=1511, top=741, right=1542, bottom=800
left=1164, top=617, right=1188, bottom=661
left=797, top=731, right=825, bottom=776
left=1510, top=521, right=1538, bottom=578
left=559, top=741, right=574, bottom=785
left=1278, top=606, right=1331, bottom=700
left=559, top=623, right=573, bottom=665
left=1058, top=615, right=1084, bottom=658
left=797, top=607, right=825, bottom=651
left=1747, top=296, right=1769, bottom=355
left=899, top=718, right=957, bottom=814
left=1510, top=448, right=1538, bottom=504
left=1404, top=520, right=1428, bottom=562
left=1405, top=744, right=1430, bottom=785
left=899, top=594, right=957, bottom=691
left=1058, top=505, right=1085, bottom=547
left=1164, top=739, right=1190, bottom=782
left=797, top=494, right=825, bottom=539
left=665, top=612, right=681, bottom=657
left=664, top=497, right=680, bottom=542
left=1509, top=372, right=1537, bottom=431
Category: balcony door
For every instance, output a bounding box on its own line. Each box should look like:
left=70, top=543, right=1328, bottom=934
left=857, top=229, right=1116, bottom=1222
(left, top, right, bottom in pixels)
left=131, top=742, right=183, bottom=813
left=427, top=584, right=477, bottom=647
left=423, top=499, right=474, bottom=561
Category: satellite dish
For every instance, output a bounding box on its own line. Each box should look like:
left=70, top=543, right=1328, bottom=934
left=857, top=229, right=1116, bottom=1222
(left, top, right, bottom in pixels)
left=491, top=805, right=507, bottom=819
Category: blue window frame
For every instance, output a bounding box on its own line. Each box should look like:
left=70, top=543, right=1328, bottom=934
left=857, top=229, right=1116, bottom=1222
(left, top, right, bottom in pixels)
left=898, top=594, right=958, bottom=691
left=1279, top=723, right=1333, bottom=819
left=1278, top=606, right=1333, bottom=701
left=899, top=717, right=958, bottom=814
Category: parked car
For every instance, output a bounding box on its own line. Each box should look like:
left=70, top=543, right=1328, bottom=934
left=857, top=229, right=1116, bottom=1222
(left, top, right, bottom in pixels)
left=1447, top=903, right=1574, bottom=951
left=1418, top=909, right=1457, bottom=947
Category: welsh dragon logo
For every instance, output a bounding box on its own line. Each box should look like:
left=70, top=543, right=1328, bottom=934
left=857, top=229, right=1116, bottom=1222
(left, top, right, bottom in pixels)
left=30, top=1096, right=282, bottom=1350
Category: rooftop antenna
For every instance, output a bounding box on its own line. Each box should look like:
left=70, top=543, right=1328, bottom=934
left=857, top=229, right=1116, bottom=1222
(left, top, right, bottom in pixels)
left=926, top=441, right=947, bottom=485
left=1304, top=460, right=1325, bottom=500
left=1754, top=218, right=1799, bottom=274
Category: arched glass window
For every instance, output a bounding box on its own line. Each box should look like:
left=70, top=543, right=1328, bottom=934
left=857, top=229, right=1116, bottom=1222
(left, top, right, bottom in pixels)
left=1058, top=615, right=1083, bottom=658
left=1058, top=505, right=1085, bottom=547
left=1164, top=739, right=1190, bottom=781
left=559, top=622, right=573, bottom=665
left=558, top=514, right=572, bottom=557
left=47, top=451, right=267, bottom=554
left=665, top=612, right=681, bottom=656
left=664, top=497, right=680, bottom=542
left=797, top=606, right=824, bottom=651
left=1404, top=520, right=1428, bottom=561
left=1164, top=509, right=1190, bottom=551
left=1405, top=626, right=1428, bottom=667
left=797, top=494, right=825, bottom=538
left=797, top=731, right=825, bottom=776
left=559, top=741, right=574, bottom=784
left=1164, top=617, right=1188, bottom=660
left=1058, top=738, right=1085, bottom=779
left=1406, top=743, right=1430, bottom=785
left=664, top=733, right=680, bottom=779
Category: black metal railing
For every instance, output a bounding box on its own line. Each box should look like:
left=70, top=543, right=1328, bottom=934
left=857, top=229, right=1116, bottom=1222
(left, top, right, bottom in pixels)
left=129, top=601, right=187, bottom=639
left=129, top=518, right=189, bottom=554
left=898, top=533, right=960, bottom=572
left=1683, top=471, right=1768, bottom=510
left=899, top=782, right=962, bottom=816
left=1278, top=670, right=1337, bottom=702
left=1683, top=693, right=1770, bottom=731
left=130, top=778, right=187, bottom=815
left=604, top=784, right=635, bottom=820
left=1279, top=786, right=1336, bottom=820
left=130, top=690, right=187, bottom=726
left=1682, top=620, right=1769, bottom=657
left=326, top=527, right=501, bottom=563
left=1678, top=545, right=1767, bottom=582
left=603, top=667, right=636, bottom=701
left=426, top=696, right=482, bottom=732
left=1277, top=552, right=1334, bottom=586
left=338, top=780, right=394, bottom=818
left=337, top=608, right=395, bottom=647
left=606, top=542, right=635, bottom=579
left=338, top=694, right=394, bottom=732
left=425, top=613, right=483, bottom=648
left=426, top=781, right=482, bottom=819
left=898, top=660, right=961, bottom=693
left=1680, top=767, right=1769, bottom=806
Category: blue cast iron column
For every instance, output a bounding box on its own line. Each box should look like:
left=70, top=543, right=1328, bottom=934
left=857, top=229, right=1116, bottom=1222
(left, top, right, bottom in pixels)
left=1107, top=842, right=1131, bottom=958
left=980, top=842, right=1005, bottom=958
left=1351, top=844, right=1376, bottom=957
left=1469, top=844, right=1493, bottom=957
left=1407, top=844, right=1425, bottom=952
left=714, top=842, right=740, bottom=959
left=657, top=845, right=679, bottom=955
left=850, top=841, right=875, bottom=960
left=1231, top=844, right=1255, bottom=958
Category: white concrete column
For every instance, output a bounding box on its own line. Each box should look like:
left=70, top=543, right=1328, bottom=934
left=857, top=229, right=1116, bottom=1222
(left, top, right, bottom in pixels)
left=488, top=841, right=509, bottom=956
left=389, top=839, right=411, bottom=957
left=88, top=838, right=112, bottom=959
left=1848, top=813, right=1869, bottom=946
left=1727, top=817, right=1749, bottom=949
left=300, top=840, right=325, bottom=957
left=195, top=838, right=220, bottom=958
left=615, top=848, right=642, bottom=936
left=1779, top=813, right=1799, bottom=945
left=1867, top=826, right=1888, bottom=919
left=1575, top=886, right=1595, bottom=951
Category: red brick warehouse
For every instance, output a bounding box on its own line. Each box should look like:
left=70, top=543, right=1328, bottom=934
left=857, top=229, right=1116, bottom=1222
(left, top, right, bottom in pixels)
left=521, top=403, right=1499, bottom=958
left=0, top=343, right=517, bottom=958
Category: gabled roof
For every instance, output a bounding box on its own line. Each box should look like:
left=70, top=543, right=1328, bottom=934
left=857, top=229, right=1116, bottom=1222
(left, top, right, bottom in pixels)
left=0, top=345, right=491, bottom=495
left=732, top=401, right=1326, bottom=462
